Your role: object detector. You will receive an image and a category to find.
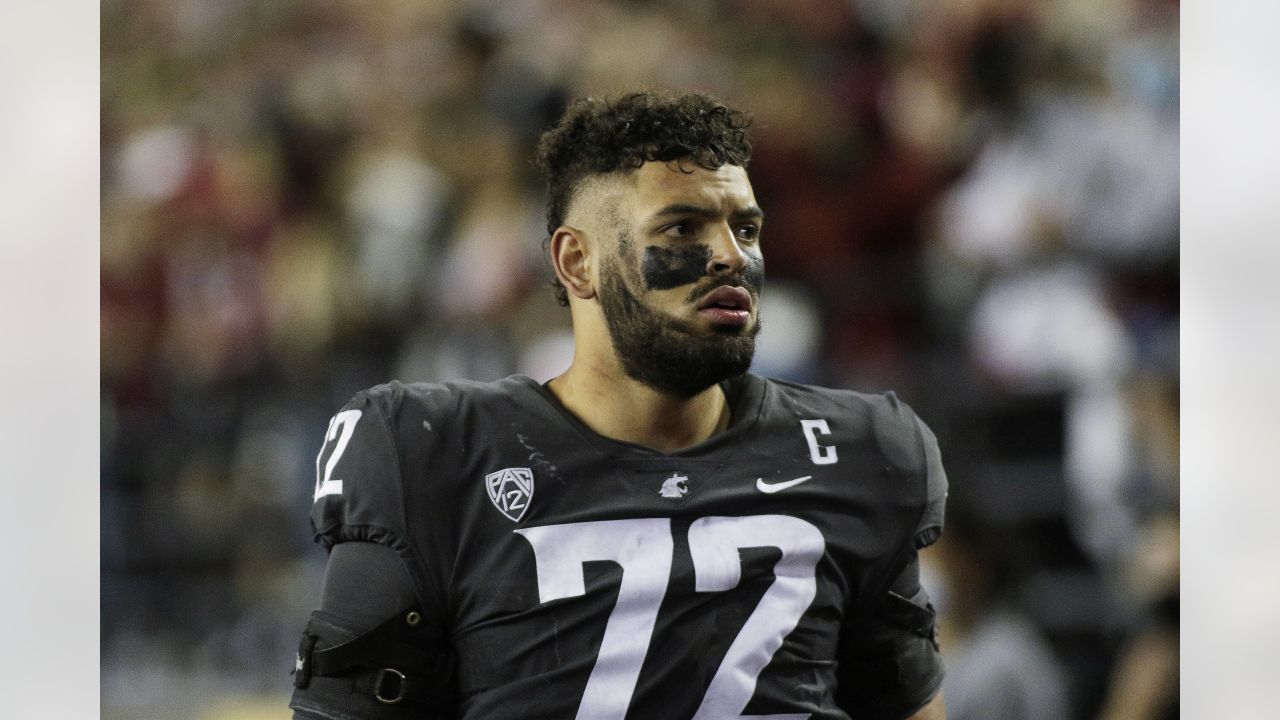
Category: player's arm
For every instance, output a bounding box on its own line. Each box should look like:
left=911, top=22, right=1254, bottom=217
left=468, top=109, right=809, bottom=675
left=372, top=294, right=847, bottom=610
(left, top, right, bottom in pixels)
left=290, top=391, right=455, bottom=719
left=833, top=550, right=946, bottom=720
left=291, top=542, right=454, bottom=719
left=838, top=401, right=948, bottom=718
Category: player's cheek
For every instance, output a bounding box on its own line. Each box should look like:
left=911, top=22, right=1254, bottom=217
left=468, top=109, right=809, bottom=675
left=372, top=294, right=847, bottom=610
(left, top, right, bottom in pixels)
left=642, top=243, right=713, bottom=290
left=744, top=252, right=765, bottom=294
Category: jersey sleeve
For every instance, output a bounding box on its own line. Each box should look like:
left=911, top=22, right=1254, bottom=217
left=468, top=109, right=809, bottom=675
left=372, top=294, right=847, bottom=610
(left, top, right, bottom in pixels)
left=868, top=391, right=948, bottom=549
left=912, top=413, right=948, bottom=549
left=310, top=391, right=412, bottom=555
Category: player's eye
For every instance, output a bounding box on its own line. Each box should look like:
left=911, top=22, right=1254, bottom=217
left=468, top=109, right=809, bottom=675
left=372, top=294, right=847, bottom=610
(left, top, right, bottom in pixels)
left=735, top=224, right=761, bottom=242
left=662, top=221, right=700, bottom=239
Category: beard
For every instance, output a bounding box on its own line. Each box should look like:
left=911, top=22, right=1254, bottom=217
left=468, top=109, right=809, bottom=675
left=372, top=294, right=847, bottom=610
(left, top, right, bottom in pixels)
left=599, top=259, right=760, bottom=398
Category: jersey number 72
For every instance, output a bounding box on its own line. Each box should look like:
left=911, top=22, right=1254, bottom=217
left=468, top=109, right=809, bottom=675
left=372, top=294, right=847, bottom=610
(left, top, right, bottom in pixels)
left=517, top=515, right=824, bottom=720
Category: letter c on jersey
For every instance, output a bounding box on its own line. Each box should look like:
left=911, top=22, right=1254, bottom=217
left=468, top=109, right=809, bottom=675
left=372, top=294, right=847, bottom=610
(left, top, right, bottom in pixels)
left=800, top=419, right=838, bottom=465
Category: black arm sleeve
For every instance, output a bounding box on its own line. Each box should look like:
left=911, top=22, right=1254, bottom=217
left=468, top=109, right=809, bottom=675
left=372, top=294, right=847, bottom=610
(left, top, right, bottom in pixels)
left=834, top=552, right=945, bottom=720
left=320, top=542, right=417, bottom=626
left=291, top=543, right=454, bottom=720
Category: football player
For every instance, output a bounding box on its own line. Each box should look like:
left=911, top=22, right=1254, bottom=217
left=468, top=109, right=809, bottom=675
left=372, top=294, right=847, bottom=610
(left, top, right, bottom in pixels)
left=291, top=90, right=948, bottom=720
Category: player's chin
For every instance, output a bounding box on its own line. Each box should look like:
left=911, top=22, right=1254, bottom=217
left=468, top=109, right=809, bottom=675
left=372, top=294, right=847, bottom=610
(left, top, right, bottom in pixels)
left=708, top=322, right=757, bottom=339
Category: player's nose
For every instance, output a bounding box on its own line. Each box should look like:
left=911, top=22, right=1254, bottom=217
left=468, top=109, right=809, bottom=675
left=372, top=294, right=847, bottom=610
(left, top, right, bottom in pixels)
left=705, top=222, right=748, bottom=278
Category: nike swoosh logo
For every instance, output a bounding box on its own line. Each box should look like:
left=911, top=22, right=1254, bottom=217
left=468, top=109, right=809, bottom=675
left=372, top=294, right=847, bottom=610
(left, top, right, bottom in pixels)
left=755, top=475, right=813, bottom=494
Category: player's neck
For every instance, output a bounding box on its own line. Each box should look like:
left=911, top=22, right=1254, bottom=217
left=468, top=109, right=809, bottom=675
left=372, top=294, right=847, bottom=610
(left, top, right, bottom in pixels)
left=548, top=361, right=731, bottom=453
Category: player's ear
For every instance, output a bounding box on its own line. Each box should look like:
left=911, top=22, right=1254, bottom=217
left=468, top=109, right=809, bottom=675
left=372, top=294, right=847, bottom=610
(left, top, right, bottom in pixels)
left=550, top=226, right=596, bottom=301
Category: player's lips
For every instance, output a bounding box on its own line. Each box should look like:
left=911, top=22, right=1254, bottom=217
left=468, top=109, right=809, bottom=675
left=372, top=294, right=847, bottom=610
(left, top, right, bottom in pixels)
left=696, top=286, right=753, bottom=327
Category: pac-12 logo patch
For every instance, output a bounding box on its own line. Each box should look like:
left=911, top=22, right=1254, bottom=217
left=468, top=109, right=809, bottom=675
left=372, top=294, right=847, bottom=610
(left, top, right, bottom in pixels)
left=486, top=467, right=534, bottom=522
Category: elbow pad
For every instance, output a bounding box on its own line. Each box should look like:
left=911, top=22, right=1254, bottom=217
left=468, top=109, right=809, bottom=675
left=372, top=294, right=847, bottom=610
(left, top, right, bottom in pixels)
left=290, top=542, right=454, bottom=719
left=291, top=606, right=455, bottom=719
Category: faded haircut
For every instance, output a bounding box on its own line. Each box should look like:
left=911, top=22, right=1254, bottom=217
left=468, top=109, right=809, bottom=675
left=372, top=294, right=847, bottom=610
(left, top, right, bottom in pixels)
left=535, top=90, right=753, bottom=305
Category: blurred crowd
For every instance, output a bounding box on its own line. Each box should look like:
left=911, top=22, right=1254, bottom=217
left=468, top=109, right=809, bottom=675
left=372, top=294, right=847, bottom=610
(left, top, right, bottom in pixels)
left=101, top=0, right=1179, bottom=717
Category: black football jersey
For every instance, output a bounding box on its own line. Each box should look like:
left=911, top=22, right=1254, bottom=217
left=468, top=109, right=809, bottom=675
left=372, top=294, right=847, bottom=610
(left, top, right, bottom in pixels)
left=308, top=373, right=947, bottom=720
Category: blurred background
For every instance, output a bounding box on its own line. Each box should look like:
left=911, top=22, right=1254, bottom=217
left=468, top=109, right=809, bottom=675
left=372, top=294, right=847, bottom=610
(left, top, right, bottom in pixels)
left=100, top=0, right=1178, bottom=718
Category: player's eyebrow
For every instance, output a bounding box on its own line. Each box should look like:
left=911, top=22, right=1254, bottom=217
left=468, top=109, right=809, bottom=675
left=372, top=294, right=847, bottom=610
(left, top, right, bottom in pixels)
left=650, top=203, right=765, bottom=222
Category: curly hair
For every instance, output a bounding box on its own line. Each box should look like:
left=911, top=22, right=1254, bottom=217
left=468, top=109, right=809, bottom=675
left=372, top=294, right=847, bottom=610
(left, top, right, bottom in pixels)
left=536, top=90, right=753, bottom=305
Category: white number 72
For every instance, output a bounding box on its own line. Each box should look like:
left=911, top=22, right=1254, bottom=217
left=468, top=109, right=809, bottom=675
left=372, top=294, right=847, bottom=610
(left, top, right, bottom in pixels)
left=516, top=515, right=824, bottom=720
left=313, top=409, right=361, bottom=500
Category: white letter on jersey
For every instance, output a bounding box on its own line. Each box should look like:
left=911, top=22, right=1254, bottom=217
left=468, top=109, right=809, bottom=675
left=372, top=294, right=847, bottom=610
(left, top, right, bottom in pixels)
left=800, top=419, right=838, bottom=465
left=314, top=409, right=362, bottom=500
left=516, top=519, right=674, bottom=720
left=688, top=515, right=824, bottom=720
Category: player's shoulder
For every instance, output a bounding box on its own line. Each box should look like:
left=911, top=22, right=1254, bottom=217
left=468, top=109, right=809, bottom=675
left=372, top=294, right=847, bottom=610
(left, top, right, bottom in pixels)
left=351, top=374, right=534, bottom=428
left=761, top=377, right=923, bottom=457
left=759, top=375, right=948, bottom=545
left=761, top=375, right=912, bottom=415
left=311, top=376, right=534, bottom=546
